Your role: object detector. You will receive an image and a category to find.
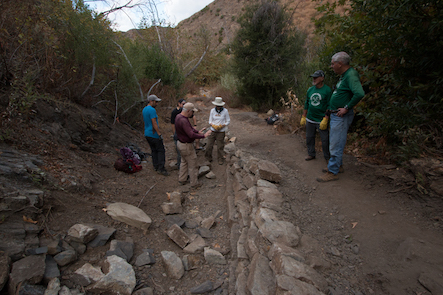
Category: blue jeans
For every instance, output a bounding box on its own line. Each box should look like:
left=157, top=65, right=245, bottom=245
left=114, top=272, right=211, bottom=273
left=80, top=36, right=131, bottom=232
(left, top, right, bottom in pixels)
left=328, top=110, right=354, bottom=175
left=145, top=136, right=166, bottom=171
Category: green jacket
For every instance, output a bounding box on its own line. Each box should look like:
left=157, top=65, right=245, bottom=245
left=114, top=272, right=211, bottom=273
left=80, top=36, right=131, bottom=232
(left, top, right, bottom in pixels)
left=305, top=84, right=332, bottom=122
left=329, top=67, right=365, bottom=110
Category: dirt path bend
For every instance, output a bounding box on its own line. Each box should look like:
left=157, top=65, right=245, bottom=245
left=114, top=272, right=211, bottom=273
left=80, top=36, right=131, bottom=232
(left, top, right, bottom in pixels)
left=227, top=108, right=443, bottom=295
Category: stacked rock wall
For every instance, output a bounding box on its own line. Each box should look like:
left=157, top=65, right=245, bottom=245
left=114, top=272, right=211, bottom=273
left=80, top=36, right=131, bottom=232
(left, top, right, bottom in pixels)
left=224, top=145, right=328, bottom=295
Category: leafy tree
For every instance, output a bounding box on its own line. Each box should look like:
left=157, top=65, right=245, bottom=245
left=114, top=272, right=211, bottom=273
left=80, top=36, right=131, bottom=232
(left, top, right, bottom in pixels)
left=315, top=0, right=443, bottom=160
left=231, top=0, right=306, bottom=110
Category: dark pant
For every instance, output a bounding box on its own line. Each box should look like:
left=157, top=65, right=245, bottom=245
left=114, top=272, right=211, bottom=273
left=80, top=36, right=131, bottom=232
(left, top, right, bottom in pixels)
left=145, top=136, right=166, bottom=171
left=306, top=121, right=330, bottom=160
left=205, top=131, right=225, bottom=161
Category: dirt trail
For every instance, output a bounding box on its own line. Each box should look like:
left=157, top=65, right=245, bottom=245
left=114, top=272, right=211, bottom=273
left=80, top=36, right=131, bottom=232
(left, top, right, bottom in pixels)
left=227, top=108, right=443, bottom=294
left=2, top=94, right=443, bottom=295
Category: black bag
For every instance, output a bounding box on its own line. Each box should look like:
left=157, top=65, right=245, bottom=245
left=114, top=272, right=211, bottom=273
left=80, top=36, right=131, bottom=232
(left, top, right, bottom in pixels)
left=266, top=114, right=280, bottom=125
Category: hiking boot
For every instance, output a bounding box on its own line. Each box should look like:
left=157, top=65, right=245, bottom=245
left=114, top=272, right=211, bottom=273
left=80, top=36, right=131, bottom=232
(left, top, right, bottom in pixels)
left=305, top=156, right=315, bottom=161
left=322, top=166, right=344, bottom=173
left=316, top=171, right=339, bottom=182
left=191, top=182, right=203, bottom=189
left=158, top=169, right=169, bottom=176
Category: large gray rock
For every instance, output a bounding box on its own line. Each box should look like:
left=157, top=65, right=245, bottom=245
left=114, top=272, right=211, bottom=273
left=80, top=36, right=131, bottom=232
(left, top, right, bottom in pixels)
left=44, top=277, right=61, bottom=295
left=73, top=263, right=105, bottom=286
left=87, top=224, right=116, bottom=248
left=43, top=255, right=60, bottom=283
left=106, top=239, right=134, bottom=262
left=0, top=251, right=10, bottom=291
left=135, top=249, right=155, bottom=267
left=161, top=251, right=184, bottom=280
left=224, top=143, right=236, bottom=155
left=276, top=274, right=326, bottom=295
left=0, top=222, right=25, bottom=260
left=9, top=254, right=46, bottom=294
left=247, top=253, right=276, bottom=295
left=190, top=280, right=214, bottom=294
left=106, top=203, right=152, bottom=230
left=88, top=255, right=136, bottom=295
left=268, top=243, right=305, bottom=264
left=256, top=186, right=283, bottom=212
left=166, top=224, right=190, bottom=249
left=54, top=250, right=77, bottom=266
left=270, top=252, right=328, bottom=293
left=204, top=247, right=226, bottom=265
left=183, top=235, right=206, bottom=254
left=254, top=208, right=300, bottom=247
left=161, top=202, right=183, bottom=214
left=257, top=160, right=282, bottom=183
left=67, top=224, right=98, bottom=244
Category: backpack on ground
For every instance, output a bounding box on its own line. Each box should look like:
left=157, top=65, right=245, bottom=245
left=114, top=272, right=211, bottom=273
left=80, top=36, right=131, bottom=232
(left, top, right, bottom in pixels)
left=266, top=114, right=280, bottom=125
left=114, top=147, right=143, bottom=173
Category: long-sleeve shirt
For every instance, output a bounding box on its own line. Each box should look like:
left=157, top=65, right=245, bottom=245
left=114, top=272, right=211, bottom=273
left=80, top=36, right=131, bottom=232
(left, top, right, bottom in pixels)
left=175, top=113, right=205, bottom=143
left=208, top=108, right=230, bottom=132
left=329, top=67, right=365, bottom=110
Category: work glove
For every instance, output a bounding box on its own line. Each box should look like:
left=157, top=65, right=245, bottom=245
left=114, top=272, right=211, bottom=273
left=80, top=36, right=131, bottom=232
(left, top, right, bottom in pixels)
left=319, top=117, right=328, bottom=130
left=300, top=116, right=306, bottom=127
left=158, top=134, right=163, bottom=141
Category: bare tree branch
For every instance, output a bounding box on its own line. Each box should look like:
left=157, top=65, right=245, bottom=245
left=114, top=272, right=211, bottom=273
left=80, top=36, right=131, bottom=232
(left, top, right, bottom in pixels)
left=94, top=80, right=116, bottom=98
left=185, top=45, right=209, bottom=78
left=113, top=40, right=143, bottom=101
left=97, top=0, right=140, bottom=17
left=119, top=78, right=161, bottom=118
left=81, top=58, right=96, bottom=98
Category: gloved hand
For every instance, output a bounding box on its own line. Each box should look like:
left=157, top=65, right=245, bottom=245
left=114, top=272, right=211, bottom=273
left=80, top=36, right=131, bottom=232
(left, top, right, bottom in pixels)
left=158, top=134, right=163, bottom=141
left=319, top=117, right=328, bottom=130
left=300, top=116, right=306, bottom=127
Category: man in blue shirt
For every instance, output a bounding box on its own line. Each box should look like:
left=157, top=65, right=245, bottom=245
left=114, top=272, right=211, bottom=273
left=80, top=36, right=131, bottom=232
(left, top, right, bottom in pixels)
left=142, top=94, right=168, bottom=176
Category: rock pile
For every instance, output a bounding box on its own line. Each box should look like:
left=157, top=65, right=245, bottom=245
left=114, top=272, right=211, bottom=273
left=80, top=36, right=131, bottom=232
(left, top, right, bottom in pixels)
left=224, top=146, right=329, bottom=294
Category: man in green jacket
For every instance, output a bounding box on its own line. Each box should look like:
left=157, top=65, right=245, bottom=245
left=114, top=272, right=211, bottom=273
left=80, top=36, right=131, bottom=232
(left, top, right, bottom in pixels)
left=300, top=70, right=332, bottom=162
left=317, top=52, right=365, bottom=182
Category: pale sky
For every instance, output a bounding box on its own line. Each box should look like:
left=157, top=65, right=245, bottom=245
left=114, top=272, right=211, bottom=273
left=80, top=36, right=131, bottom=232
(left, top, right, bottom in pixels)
left=89, top=0, right=213, bottom=31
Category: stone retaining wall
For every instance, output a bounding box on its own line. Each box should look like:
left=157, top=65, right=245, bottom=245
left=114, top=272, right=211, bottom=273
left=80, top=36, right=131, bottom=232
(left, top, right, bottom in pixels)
left=224, top=145, right=328, bottom=295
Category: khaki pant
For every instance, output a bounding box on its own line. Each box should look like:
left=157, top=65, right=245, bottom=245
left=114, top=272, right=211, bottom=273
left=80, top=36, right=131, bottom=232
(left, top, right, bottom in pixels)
left=205, top=131, right=225, bottom=161
left=177, top=141, right=198, bottom=186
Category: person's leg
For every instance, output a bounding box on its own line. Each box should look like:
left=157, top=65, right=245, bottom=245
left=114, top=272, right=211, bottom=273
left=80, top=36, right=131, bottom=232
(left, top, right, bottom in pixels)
left=187, top=146, right=198, bottom=187
left=174, top=134, right=181, bottom=168
left=156, top=138, right=166, bottom=172
left=215, top=132, right=225, bottom=162
left=145, top=136, right=159, bottom=170
left=305, top=121, right=316, bottom=158
left=177, top=142, right=189, bottom=183
left=319, top=127, right=330, bottom=161
left=328, top=111, right=354, bottom=174
left=205, top=132, right=216, bottom=161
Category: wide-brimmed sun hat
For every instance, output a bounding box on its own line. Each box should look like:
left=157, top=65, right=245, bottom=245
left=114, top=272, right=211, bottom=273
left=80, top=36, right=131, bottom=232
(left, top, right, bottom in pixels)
left=212, top=97, right=225, bottom=106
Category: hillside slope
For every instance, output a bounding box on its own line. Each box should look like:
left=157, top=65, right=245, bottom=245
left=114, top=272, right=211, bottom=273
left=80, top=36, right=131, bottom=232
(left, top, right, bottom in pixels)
left=176, top=0, right=322, bottom=51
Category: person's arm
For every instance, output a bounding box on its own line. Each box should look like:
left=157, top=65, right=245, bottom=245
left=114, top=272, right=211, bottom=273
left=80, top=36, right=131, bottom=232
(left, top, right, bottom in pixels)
left=338, top=73, right=365, bottom=117
left=224, top=110, right=230, bottom=126
left=151, top=118, right=161, bottom=137
left=171, top=124, right=176, bottom=134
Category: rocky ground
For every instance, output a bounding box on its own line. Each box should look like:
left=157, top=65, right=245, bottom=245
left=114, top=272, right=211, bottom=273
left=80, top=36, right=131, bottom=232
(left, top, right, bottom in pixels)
left=0, top=91, right=443, bottom=295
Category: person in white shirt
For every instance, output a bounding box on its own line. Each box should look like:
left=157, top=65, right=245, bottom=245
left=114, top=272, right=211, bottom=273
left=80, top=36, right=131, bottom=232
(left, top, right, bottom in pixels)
left=205, top=97, right=230, bottom=165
